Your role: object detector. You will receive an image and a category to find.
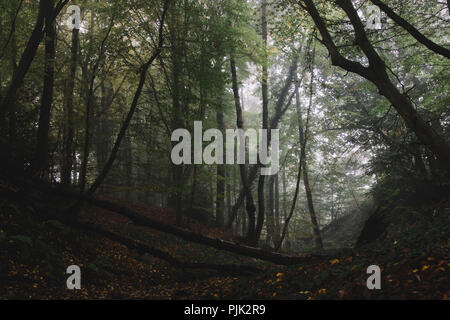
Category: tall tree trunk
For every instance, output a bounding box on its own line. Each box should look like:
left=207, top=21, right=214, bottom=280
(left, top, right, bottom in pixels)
left=303, top=163, right=322, bottom=249
left=275, top=37, right=312, bottom=251
left=282, top=166, right=287, bottom=222
left=255, top=0, right=269, bottom=246
left=227, top=56, right=299, bottom=230
left=189, top=165, right=198, bottom=211
left=124, top=133, right=133, bottom=201
left=232, top=163, right=237, bottom=234
left=274, top=172, right=280, bottom=243
left=241, top=207, right=247, bottom=238
left=62, top=28, right=79, bottom=185
left=276, top=80, right=305, bottom=251
left=301, top=38, right=322, bottom=250
left=33, top=0, right=56, bottom=175
left=230, top=54, right=257, bottom=245
left=216, top=106, right=225, bottom=229
left=226, top=164, right=231, bottom=227
left=168, top=4, right=184, bottom=225
left=0, top=0, right=68, bottom=167
left=87, top=0, right=170, bottom=195
left=8, top=3, right=20, bottom=74
left=0, top=0, right=46, bottom=147
left=267, top=175, right=275, bottom=244
left=93, top=81, right=112, bottom=194
left=79, top=14, right=115, bottom=191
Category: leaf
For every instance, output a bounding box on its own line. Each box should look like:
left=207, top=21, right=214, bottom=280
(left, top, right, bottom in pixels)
left=330, top=259, right=340, bottom=265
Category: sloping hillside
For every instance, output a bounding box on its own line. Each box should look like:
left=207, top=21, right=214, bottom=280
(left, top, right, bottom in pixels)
left=1, top=177, right=448, bottom=300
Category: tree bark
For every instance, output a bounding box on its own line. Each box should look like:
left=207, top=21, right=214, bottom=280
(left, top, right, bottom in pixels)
left=61, top=28, right=79, bottom=185
left=168, top=3, right=184, bottom=225
left=216, top=106, right=225, bottom=229
left=79, top=15, right=115, bottom=191
left=275, top=72, right=306, bottom=252
left=33, top=0, right=56, bottom=175
left=227, top=56, right=299, bottom=230
left=301, top=0, right=450, bottom=175
left=282, top=166, right=287, bottom=222
left=266, top=175, right=275, bottom=244
left=274, top=172, right=280, bottom=242
left=255, top=0, right=269, bottom=246
left=0, top=0, right=68, bottom=167
left=0, top=0, right=44, bottom=128
left=229, top=54, right=257, bottom=245
left=63, top=220, right=261, bottom=275
left=369, top=0, right=450, bottom=59
left=88, top=0, right=170, bottom=195
left=301, top=38, right=323, bottom=250
left=275, top=38, right=313, bottom=251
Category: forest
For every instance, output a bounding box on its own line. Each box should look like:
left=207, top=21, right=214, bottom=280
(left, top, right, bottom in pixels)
left=0, top=0, right=449, bottom=301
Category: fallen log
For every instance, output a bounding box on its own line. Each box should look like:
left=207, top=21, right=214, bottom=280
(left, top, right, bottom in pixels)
left=13, top=178, right=329, bottom=265
left=0, top=180, right=261, bottom=276
left=75, top=221, right=261, bottom=276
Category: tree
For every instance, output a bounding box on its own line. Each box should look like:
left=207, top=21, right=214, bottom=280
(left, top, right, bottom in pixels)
left=299, top=0, right=450, bottom=175
left=216, top=101, right=226, bottom=229
left=369, top=0, right=450, bottom=59
left=230, top=53, right=257, bottom=245
left=33, top=0, right=56, bottom=175
left=256, top=0, right=270, bottom=246
left=0, top=0, right=69, bottom=167
left=299, top=37, right=323, bottom=250
left=88, top=0, right=170, bottom=195
left=61, top=26, right=80, bottom=185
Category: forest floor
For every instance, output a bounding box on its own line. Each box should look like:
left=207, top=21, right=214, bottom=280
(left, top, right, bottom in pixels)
left=0, top=184, right=449, bottom=300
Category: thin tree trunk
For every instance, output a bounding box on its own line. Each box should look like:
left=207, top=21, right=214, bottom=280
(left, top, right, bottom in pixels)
left=0, top=0, right=46, bottom=138
left=61, top=28, right=79, bottom=185
left=124, top=134, right=133, bottom=201
left=189, top=165, right=198, bottom=211
left=282, top=166, right=287, bottom=222
left=255, top=0, right=269, bottom=246
left=275, top=77, right=305, bottom=251
left=227, top=56, right=299, bottom=230
left=93, top=81, right=112, bottom=194
left=79, top=15, right=115, bottom=191
left=1, top=0, right=68, bottom=167
left=230, top=54, right=257, bottom=245
left=274, top=172, right=280, bottom=243
left=88, top=0, right=170, bottom=195
left=301, top=39, right=322, bottom=250
left=303, top=164, right=322, bottom=249
left=275, top=37, right=312, bottom=251
left=169, top=4, right=184, bottom=225
left=33, top=0, right=56, bottom=175
left=226, top=165, right=231, bottom=227
left=267, top=175, right=275, bottom=244
left=216, top=106, right=225, bottom=229
left=0, top=0, right=23, bottom=62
